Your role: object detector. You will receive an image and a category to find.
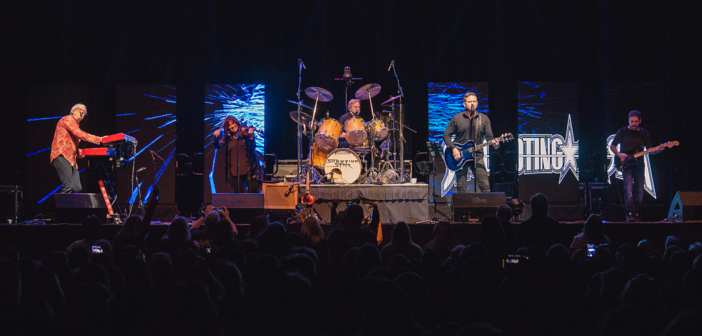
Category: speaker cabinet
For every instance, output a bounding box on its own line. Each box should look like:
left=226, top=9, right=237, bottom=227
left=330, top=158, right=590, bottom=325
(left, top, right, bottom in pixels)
left=52, top=193, right=108, bottom=223
left=452, top=192, right=506, bottom=222
left=668, top=191, right=702, bottom=221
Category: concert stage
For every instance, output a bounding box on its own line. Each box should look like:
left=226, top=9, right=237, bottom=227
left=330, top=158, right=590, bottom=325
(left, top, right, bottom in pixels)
left=2, top=219, right=701, bottom=260
left=301, top=183, right=430, bottom=224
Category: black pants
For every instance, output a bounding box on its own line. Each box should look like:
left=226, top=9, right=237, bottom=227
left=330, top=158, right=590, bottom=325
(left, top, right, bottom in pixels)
left=52, top=155, right=82, bottom=193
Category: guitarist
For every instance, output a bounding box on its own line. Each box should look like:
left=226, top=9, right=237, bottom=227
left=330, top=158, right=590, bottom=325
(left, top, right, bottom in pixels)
left=610, top=110, right=663, bottom=221
left=442, top=92, right=500, bottom=193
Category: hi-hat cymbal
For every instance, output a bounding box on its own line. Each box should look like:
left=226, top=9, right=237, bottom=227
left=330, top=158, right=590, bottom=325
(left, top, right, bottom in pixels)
left=381, top=95, right=401, bottom=105
left=289, top=111, right=314, bottom=126
left=287, top=100, right=312, bottom=109
left=304, top=87, right=334, bottom=102
left=355, top=83, right=381, bottom=100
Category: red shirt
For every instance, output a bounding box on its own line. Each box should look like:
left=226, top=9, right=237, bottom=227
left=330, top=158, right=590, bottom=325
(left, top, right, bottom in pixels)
left=50, top=115, right=102, bottom=169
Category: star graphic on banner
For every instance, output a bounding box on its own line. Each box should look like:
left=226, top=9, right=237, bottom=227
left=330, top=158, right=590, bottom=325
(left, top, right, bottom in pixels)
left=557, top=114, right=579, bottom=183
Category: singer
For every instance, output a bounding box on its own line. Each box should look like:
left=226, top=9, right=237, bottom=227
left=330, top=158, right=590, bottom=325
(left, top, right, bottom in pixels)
left=338, top=99, right=365, bottom=148
left=213, top=116, right=262, bottom=193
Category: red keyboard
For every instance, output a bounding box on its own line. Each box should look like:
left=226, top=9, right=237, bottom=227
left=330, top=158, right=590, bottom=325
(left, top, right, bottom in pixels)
left=80, top=147, right=117, bottom=157
left=80, top=133, right=138, bottom=157
left=102, top=133, right=137, bottom=144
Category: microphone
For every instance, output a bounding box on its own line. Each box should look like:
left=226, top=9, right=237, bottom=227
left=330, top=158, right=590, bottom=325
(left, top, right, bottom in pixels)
left=387, top=60, right=394, bottom=71
left=298, top=58, right=306, bottom=70
left=136, top=167, right=147, bottom=173
left=284, top=184, right=295, bottom=197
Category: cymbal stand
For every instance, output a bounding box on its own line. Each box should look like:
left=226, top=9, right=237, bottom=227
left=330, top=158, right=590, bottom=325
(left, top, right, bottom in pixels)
left=365, top=89, right=378, bottom=171
left=295, top=60, right=305, bottom=177
left=389, top=60, right=406, bottom=182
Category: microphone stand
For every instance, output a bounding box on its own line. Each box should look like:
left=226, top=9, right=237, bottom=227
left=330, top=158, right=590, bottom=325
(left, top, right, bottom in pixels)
left=390, top=61, right=406, bottom=182
left=236, top=127, right=242, bottom=193
left=296, top=61, right=304, bottom=178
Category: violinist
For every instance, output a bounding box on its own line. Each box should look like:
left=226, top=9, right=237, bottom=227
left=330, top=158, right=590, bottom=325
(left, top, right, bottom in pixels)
left=213, top=116, right=262, bottom=193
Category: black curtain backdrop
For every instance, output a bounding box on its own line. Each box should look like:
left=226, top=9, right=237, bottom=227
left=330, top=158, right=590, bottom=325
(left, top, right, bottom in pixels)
left=3, top=0, right=701, bottom=217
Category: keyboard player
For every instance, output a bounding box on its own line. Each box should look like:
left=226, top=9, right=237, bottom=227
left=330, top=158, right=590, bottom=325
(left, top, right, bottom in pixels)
left=50, top=104, right=104, bottom=193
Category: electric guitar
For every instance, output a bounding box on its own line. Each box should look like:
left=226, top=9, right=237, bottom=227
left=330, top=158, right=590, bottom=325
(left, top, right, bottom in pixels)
left=616, top=141, right=678, bottom=170
left=443, top=133, right=514, bottom=171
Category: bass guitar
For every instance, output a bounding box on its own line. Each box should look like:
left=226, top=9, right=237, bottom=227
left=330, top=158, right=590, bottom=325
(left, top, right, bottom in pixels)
left=616, top=141, right=678, bottom=170
left=443, top=133, right=514, bottom=172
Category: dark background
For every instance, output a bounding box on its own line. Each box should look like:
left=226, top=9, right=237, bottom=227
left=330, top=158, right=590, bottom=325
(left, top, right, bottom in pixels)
left=2, top=0, right=700, bottom=218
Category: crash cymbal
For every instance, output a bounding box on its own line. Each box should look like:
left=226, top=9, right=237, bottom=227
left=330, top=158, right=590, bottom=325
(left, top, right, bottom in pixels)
left=287, top=100, right=312, bottom=109
left=289, top=111, right=314, bottom=126
left=381, top=95, right=401, bottom=105
left=355, top=83, right=381, bottom=100
left=304, top=87, right=334, bottom=102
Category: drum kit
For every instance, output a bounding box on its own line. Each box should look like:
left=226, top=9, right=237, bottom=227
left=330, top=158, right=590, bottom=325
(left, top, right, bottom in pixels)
left=289, top=83, right=408, bottom=185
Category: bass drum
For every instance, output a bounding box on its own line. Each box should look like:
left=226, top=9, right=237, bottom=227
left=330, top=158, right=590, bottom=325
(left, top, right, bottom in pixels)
left=324, top=148, right=362, bottom=184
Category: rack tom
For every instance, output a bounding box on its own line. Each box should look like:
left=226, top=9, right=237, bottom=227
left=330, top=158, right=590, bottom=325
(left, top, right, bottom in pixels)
left=366, top=119, right=388, bottom=141
left=315, top=118, right=341, bottom=150
left=344, top=117, right=367, bottom=145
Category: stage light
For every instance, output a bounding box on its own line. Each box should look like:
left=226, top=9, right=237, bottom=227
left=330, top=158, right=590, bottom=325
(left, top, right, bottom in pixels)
left=508, top=198, right=524, bottom=221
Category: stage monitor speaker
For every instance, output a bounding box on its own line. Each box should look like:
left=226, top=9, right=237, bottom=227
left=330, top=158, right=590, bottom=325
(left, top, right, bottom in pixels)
left=452, top=192, right=506, bottom=222
left=52, top=193, right=108, bottom=224
left=668, top=191, right=702, bottom=221
left=211, top=193, right=264, bottom=224
left=262, top=183, right=298, bottom=210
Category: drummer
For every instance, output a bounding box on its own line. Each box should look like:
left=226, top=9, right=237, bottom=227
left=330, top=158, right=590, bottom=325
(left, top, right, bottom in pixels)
left=338, top=99, right=363, bottom=148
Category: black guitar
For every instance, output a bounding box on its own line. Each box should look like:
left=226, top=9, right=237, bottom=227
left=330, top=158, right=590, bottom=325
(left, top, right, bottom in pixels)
left=616, top=141, right=678, bottom=170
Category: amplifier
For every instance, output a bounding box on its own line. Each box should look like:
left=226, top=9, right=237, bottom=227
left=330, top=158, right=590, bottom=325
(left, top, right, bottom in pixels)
left=262, top=183, right=298, bottom=210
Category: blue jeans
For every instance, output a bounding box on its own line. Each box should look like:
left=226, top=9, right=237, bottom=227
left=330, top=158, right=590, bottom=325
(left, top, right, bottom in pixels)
left=622, top=163, right=645, bottom=216
left=456, top=153, right=490, bottom=193
left=52, top=155, right=82, bottom=193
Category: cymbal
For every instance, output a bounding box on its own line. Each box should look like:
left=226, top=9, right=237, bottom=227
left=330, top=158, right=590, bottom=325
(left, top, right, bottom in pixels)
left=381, top=95, right=401, bottom=105
left=355, top=83, right=381, bottom=100
left=289, top=111, right=314, bottom=126
left=381, top=102, right=411, bottom=108
left=304, top=87, right=334, bottom=102
left=287, top=100, right=312, bottom=109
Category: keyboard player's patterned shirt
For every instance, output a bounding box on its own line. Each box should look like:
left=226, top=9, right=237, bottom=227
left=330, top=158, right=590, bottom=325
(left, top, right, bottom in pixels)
left=50, top=115, right=102, bottom=169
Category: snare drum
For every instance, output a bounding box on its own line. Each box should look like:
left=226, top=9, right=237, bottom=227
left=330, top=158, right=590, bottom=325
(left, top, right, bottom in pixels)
left=350, top=137, right=372, bottom=154
left=366, top=119, right=388, bottom=141
left=344, top=117, right=367, bottom=145
left=309, top=143, right=332, bottom=167
left=315, top=118, right=341, bottom=150
left=324, top=149, right=362, bottom=184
